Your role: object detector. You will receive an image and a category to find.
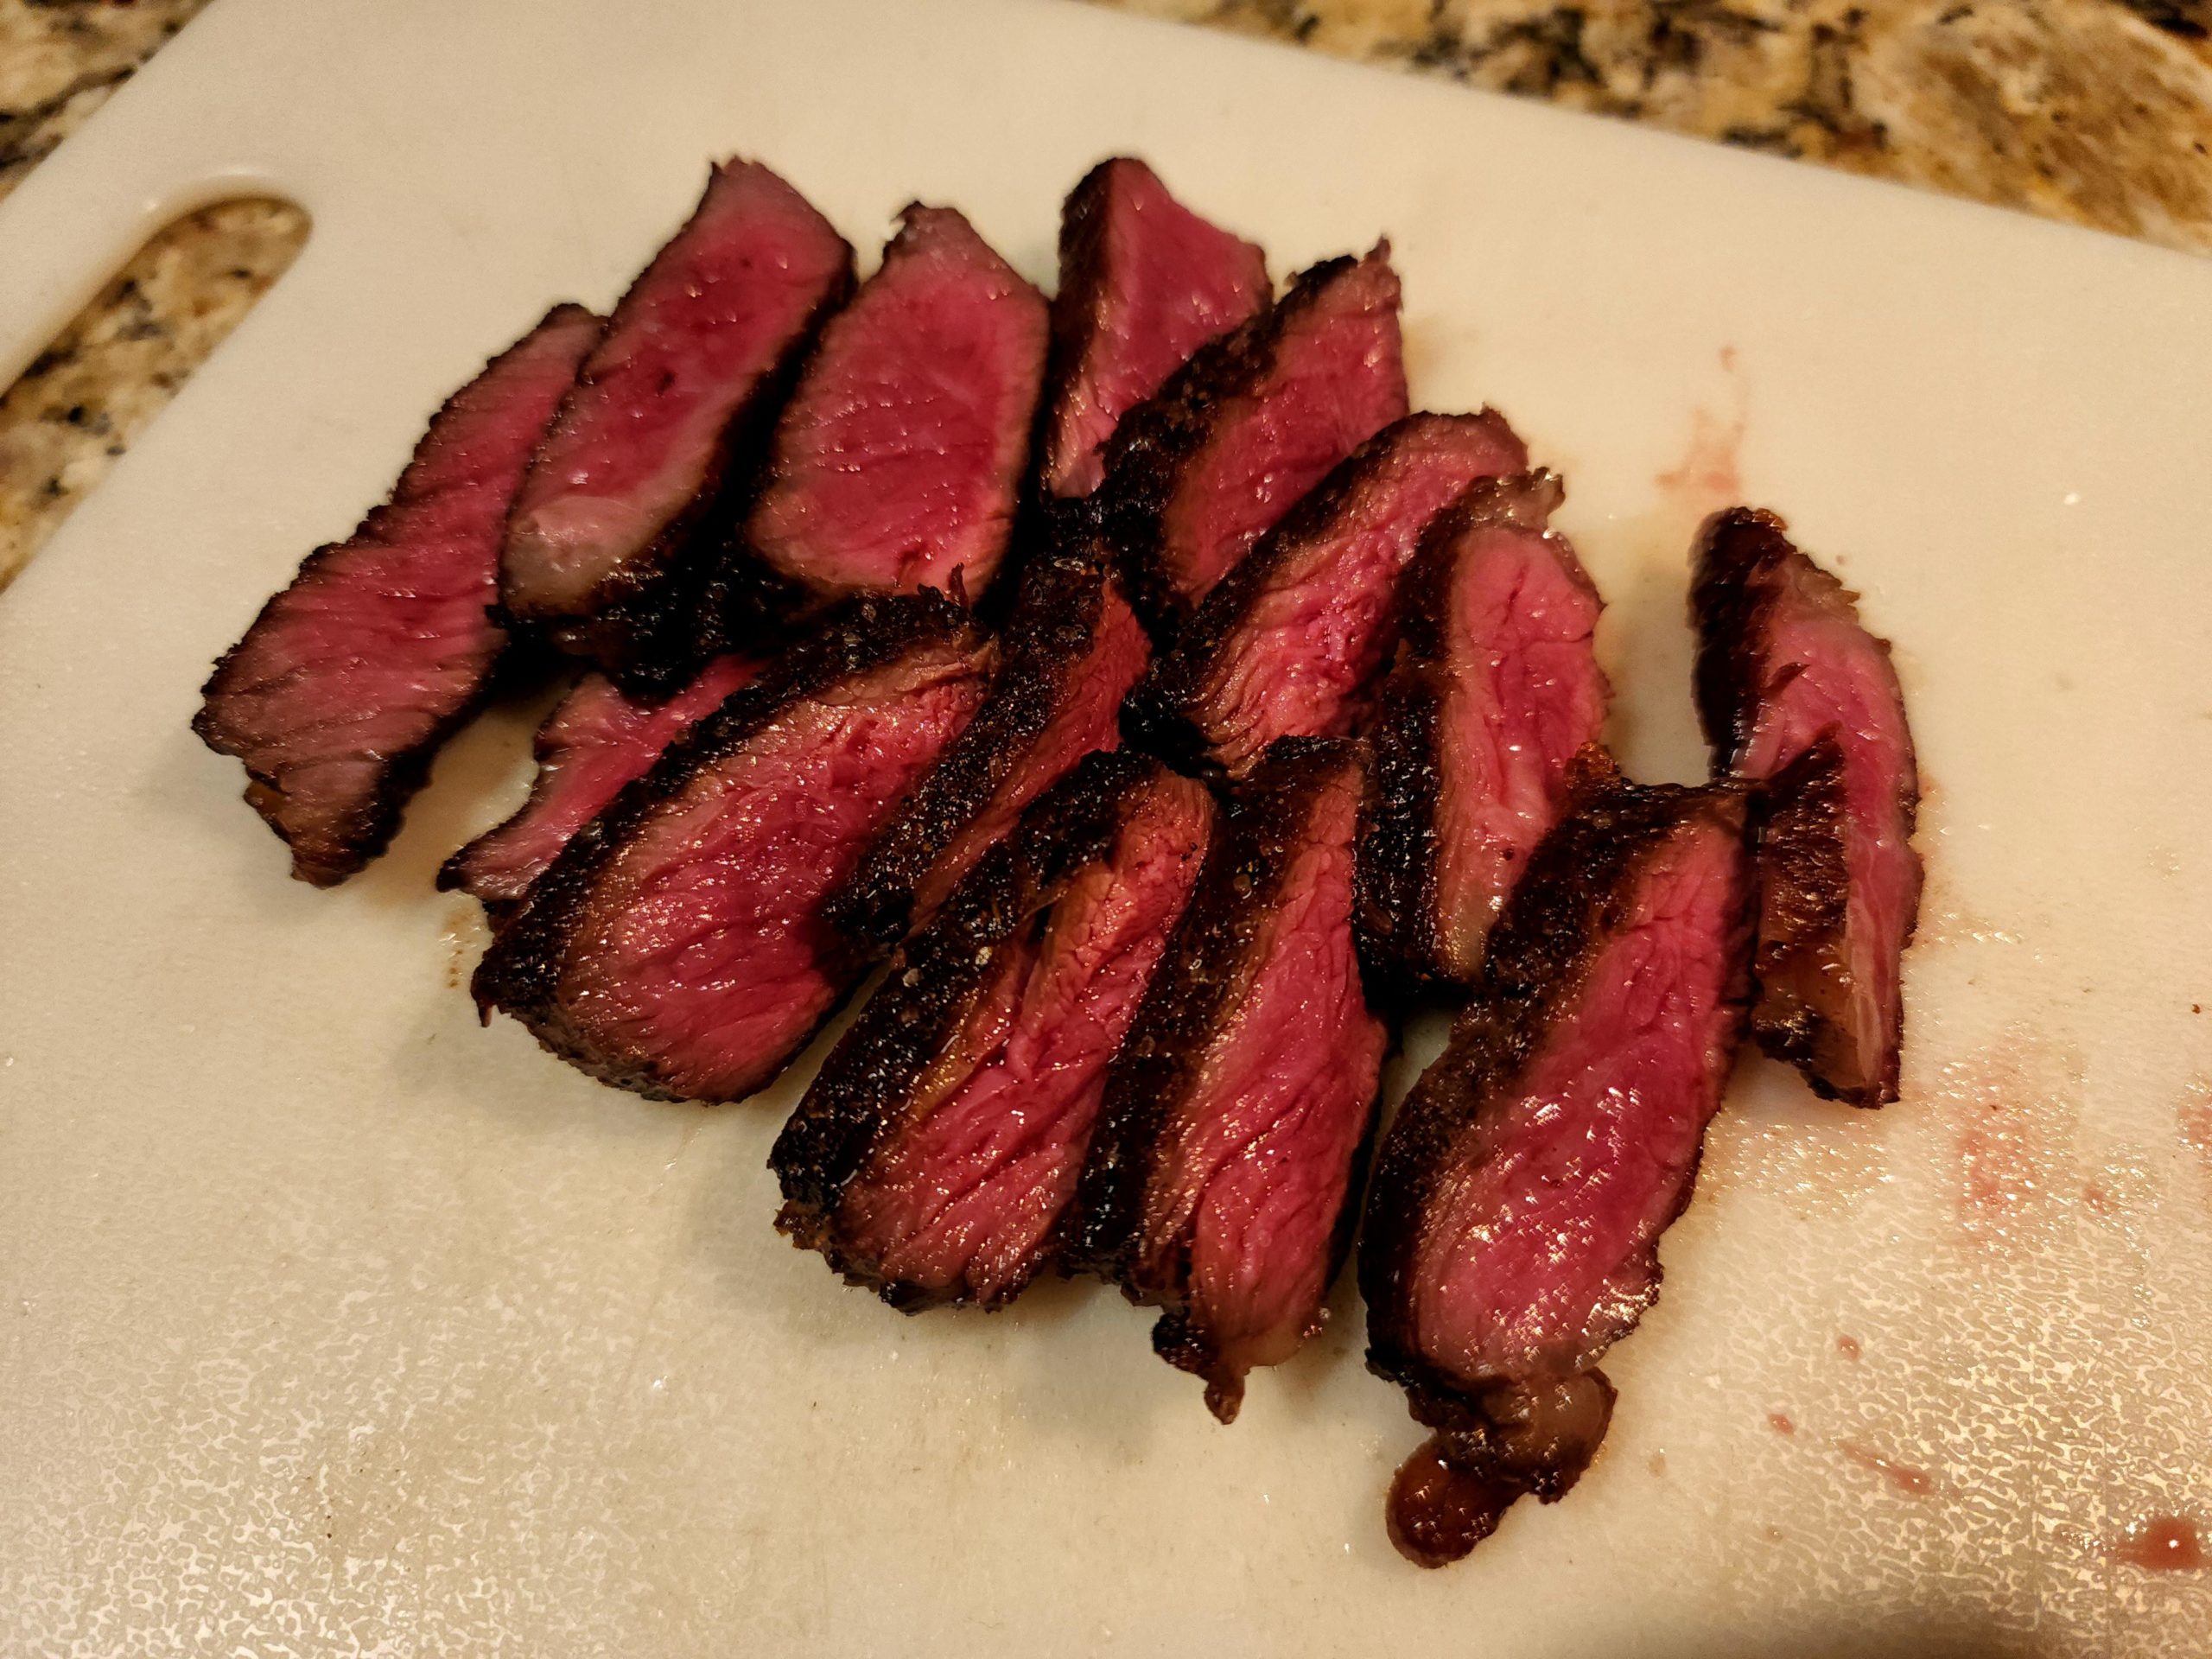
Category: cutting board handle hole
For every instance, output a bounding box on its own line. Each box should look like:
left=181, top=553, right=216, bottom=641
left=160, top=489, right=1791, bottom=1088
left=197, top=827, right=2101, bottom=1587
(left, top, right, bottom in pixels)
left=0, top=194, right=309, bottom=592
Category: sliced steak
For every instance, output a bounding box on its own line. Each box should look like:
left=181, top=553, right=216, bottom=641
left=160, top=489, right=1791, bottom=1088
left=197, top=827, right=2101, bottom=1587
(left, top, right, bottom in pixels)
left=1360, top=757, right=1752, bottom=1567
left=472, top=596, right=989, bottom=1103
left=1124, top=410, right=1526, bottom=777
left=1690, top=506, right=1921, bottom=1107
left=499, top=161, right=854, bottom=688
left=773, top=752, right=1215, bottom=1308
left=743, top=206, right=1047, bottom=605
left=828, top=552, right=1150, bottom=949
left=194, top=302, right=601, bottom=886
left=1356, top=472, right=1609, bottom=998
left=437, top=653, right=760, bottom=911
left=1069, top=737, right=1385, bottom=1422
left=1097, top=245, right=1408, bottom=630
left=1039, top=157, right=1269, bottom=502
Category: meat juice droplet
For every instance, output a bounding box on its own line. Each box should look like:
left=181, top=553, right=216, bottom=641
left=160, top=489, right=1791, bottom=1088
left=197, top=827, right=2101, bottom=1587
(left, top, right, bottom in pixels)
left=1836, top=1333, right=1862, bottom=1361
left=1387, top=1435, right=1516, bottom=1568
left=2110, top=1516, right=2206, bottom=1572
left=1769, top=1411, right=1796, bottom=1436
left=1837, top=1440, right=1937, bottom=1497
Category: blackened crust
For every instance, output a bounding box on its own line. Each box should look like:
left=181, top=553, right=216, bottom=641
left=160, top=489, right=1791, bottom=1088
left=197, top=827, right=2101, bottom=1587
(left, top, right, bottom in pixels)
left=1688, top=505, right=1789, bottom=773
left=1352, top=471, right=1584, bottom=1001
left=825, top=551, right=1120, bottom=949
left=1065, top=735, right=1361, bottom=1287
left=1094, top=255, right=1353, bottom=635
left=1034, top=160, right=1122, bottom=493
left=1001, top=160, right=1127, bottom=596
left=1745, top=734, right=1875, bottom=1103
left=1123, top=410, right=1526, bottom=777
left=1358, top=751, right=1748, bottom=1400
left=1690, top=505, right=1919, bottom=1106
left=510, top=248, right=855, bottom=696
left=770, top=748, right=1169, bottom=1305
left=194, top=302, right=601, bottom=886
left=1689, top=505, right=1919, bottom=842
left=1353, top=661, right=1446, bottom=1007
left=469, top=592, right=974, bottom=1098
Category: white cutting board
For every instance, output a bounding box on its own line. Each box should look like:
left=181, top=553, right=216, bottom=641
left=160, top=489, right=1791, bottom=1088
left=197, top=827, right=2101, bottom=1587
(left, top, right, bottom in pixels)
left=3, top=1, right=2210, bottom=1653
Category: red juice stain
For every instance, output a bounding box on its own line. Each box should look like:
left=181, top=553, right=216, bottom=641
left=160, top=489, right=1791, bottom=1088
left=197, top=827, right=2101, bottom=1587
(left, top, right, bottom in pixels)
left=1943, top=1039, right=2083, bottom=1248
left=2110, top=1515, right=2206, bottom=1572
left=1386, top=1435, right=1517, bottom=1569
left=1837, top=1439, right=1938, bottom=1497
left=2180, top=1084, right=2212, bottom=1175
left=1836, top=1333, right=1863, bottom=1361
left=1769, top=1411, right=1796, bottom=1436
left=1655, top=347, right=1747, bottom=505
left=1656, top=408, right=1744, bottom=503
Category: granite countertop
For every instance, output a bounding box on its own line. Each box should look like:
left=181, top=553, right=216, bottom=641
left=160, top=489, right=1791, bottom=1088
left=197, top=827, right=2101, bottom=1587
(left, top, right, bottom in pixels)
left=2, top=0, right=2208, bottom=588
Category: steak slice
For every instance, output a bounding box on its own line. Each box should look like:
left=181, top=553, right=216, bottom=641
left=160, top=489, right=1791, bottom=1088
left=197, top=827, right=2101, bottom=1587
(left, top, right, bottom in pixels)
left=1690, top=506, right=1921, bottom=1107
left=1070, top=737, right=1386, bottom=1422
left=1096, top=244, right=1408, bottom=630
left=1356, top=472, right=1609, bottom=998
left=437, top=653, right=761, bottom=912
left=772, top=752, right=1215, bottom=1309
left=1123, top=410, right=1526, bottom=777
left=194, top=302, right=601, bottom=886
left=744, top=206, right=1049, bottom=605
left=827, top=551, right=1150, bottom=948
left=499, top=161, right=854, bottom=688
left=1038, top=157, right=1270, bottom=502
left=472, top=596, right=989, bottom=1103
left=1360, top=756, right=1752, bottom=1567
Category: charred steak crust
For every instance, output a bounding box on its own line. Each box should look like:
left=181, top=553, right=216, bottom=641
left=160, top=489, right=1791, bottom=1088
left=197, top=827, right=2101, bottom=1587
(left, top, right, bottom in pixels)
left=1359, top=756, right=1750, bottom=1561
left=470, top=591, right=974, bottom=1096
left=1008, top=163, right=1134, bottom=561
left=1122, top=410, right=1526, bottom=776
left=826, top=553, right=1122, bottom=948
left=1096, top=251, right=1377, bottom=633
left=1033, top=157, right=1268, bottom=506
left=1743, top=733, right=1863, bottom=1084
left=1354, top=659, right=1447, bottom=1004
left=1033, top=161, right=1134, bottom=507
left=1039, top=162, right=1117, bottom=442
left=499, top=164, right=856, bottom=693
left=1690, top=505, right=1787, bottom=772
left=1689, top=509, right=1918, bottom=823
left=1689, top=505, right=1921, bottom=1106
left=1352, top=471, right=1598, bottom=1001
left=521, top=270, right=852, bottom=696
left=1066, top=736, right=1376, bottom=1297
left=1359, top=755, right=1745, bottom=1402
left=770, top=749, right=1166, bottom=1287
left=194, top=302, right=602, bottom=887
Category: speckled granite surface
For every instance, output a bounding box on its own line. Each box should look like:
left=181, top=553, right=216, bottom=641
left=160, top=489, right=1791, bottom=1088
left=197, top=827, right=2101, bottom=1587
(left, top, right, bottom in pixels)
left=1, top=0, right=2208, bottom=587
left=0, top=0, right=303, bottom=587
left=1103, top=0, right=2212, bottom=249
